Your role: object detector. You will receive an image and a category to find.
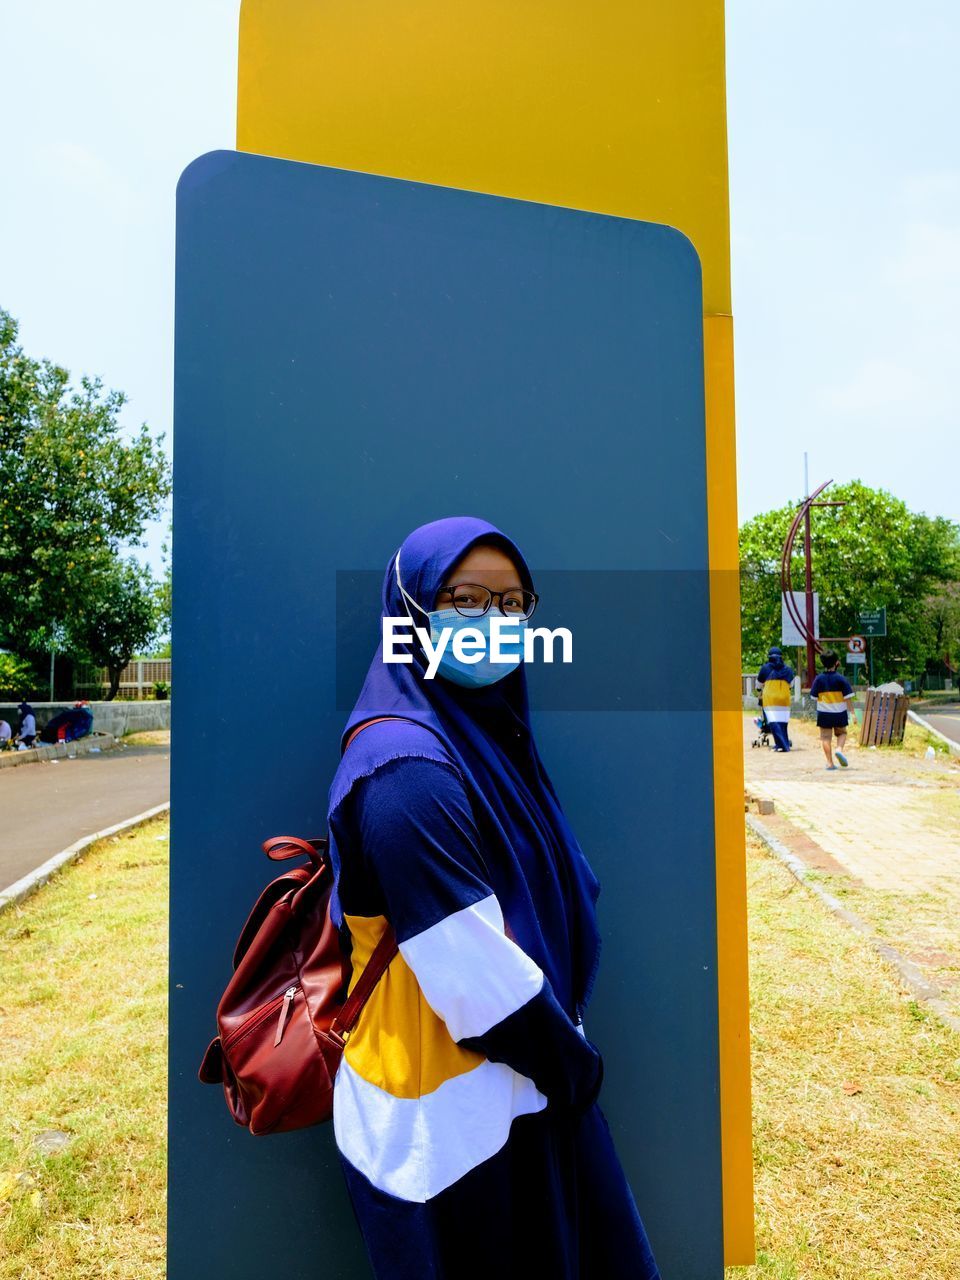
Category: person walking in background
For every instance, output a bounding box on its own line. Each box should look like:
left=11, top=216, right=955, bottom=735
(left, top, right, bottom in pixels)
left=810, top=651, right=855, bottom=770
left=756, top=646, right=794, bottom=751
left=16, top=699, right=37, bottom=749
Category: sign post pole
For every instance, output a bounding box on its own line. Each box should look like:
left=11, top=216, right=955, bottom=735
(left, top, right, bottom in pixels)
left=857, top=609, right=887, bottom=686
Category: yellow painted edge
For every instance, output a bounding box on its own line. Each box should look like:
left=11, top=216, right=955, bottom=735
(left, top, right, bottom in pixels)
left=705, top=315, right=754, bottom=1263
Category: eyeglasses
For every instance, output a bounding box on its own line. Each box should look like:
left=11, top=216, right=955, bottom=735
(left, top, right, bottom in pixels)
left=436, top=583, right=539, bottom=619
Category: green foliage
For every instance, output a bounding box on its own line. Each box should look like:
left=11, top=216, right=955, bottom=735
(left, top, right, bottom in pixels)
left=740, top=481, right=960, bottom=682
left=155, top=520, right=172, bottom=640
left=0, top=650, right=38, bottom=698
left=0, top=309, right=170, bottom=661
left=69, top=558, right=160, bottom=700
left=922, top=581, right=960, bottom=673
left=0, top=308, right=169, bottom=691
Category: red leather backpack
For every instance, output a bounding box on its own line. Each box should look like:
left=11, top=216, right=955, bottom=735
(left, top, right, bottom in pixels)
left=198, top=719, right=400, bottom=1135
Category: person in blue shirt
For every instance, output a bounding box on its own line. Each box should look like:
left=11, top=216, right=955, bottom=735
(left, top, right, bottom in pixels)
left=756, top=646, right=795, bottom=751
left=326, top=516, right=662, bottom=1280
left=809, top=651, right=855, bottom=770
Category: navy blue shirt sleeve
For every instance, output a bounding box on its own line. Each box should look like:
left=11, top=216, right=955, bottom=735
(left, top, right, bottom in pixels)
left=349, top=755, right=602, bottom=1110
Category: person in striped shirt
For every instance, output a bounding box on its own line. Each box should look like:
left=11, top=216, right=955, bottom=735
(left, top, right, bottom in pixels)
left=809, top=651, right=855, bottom=770
left=326, top=517, right=661, bottom=1280
left=756, top=646, right=794, bottom=751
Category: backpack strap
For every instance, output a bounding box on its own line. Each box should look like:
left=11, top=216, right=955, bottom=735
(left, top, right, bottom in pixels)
left=329, top=925, right=399, bottom=1043
left=263, top=835, right=327, bottom=864
left=327, top=715, right=412, bottom=1040
left=343, top=714, right=412, bottom=751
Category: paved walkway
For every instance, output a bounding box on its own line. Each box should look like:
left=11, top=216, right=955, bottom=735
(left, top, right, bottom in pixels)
left=752, top=775, right=960, bottom=891
left=745, top=713, right=960, bottom=1020
left=0, top=736, right=170, bottom=892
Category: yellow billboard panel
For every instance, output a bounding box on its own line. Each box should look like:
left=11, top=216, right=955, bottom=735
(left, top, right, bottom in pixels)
left=237, top=0, right=731, bottom=316
left=237, top=1, right=750, bottom=1261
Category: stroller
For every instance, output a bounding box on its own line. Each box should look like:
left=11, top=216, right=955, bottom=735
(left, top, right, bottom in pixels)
left=751, top=701, right=774, bottom=749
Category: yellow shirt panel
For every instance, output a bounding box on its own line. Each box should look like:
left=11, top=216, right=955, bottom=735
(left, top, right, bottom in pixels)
left=343, top=912, right=484, bottom=1100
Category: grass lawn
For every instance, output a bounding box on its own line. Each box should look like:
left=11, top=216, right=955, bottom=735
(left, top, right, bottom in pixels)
left=738, top=830, right=960, bottom=1279
left=0, top=817, right=168, bottom=1279
left=1, top=815, right=959, bottom=1276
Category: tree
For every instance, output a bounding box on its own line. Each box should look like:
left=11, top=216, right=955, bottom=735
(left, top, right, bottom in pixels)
left=0, top=649, right=38, bottom=699
left=68, top=556, right=161, bottom=700
left=740, top=481, right=960, bottom=683
left=922, top=581, right=960, bottom=675
left=154, top=518, right=172, bottom=651
left=0, top=309, right=170, bottom=661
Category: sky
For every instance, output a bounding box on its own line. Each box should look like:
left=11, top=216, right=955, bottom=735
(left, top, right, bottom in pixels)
left=1, top=1, right=957, bottom=584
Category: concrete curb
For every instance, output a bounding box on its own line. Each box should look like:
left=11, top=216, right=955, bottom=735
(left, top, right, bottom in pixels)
left=0, top=732, right=117, bottom=770
left=746, top=813, right=960, bottom=1036
left=907, top=709, right=960, bottom=758
left=0, top=802, right=171, bottom=915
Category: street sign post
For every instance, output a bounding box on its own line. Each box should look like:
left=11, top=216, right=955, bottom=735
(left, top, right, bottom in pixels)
left=858, top=608, right=886, bottom=637
left=857, top=612, right=885, bottom=685
left=847, top=635, right=866, bottom=666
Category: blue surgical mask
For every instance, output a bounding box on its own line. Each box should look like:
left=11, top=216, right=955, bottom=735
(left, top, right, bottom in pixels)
left=393, top=550, right=527, bottom=688
left=427, top=608, right=527, bottom=688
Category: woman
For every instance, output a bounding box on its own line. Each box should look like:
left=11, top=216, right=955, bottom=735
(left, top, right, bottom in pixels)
left=755, top=646, right=794, bottom=752
left=327, top=516, right=661, bottom=1280
left=17, top=699, right=37, bottom=749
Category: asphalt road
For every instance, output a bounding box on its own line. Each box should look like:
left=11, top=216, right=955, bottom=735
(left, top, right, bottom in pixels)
left=918, top=703, right=960, bottom=749
left=0, top=739, right=170, bottom=892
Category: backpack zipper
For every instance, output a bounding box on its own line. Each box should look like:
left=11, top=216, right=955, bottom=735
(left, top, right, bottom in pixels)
left=222, top=985, right=299, bottom=1052
left=274, top=987, right=298, bottom=1047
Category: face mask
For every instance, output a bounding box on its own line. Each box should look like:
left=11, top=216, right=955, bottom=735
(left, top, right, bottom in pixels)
left=394, top=550, right=527, bottom=688
left=427, top=608, right=527, bottom=688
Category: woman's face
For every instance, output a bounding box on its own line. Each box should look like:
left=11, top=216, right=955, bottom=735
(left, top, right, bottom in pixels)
left=434, top=544, right=525, bottom=613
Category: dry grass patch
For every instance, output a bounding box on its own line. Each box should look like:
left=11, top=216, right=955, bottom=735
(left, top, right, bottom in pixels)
left=814, top=871, right=960, bottom=1024
left=0, top=817, right=168, bottom=1279
left=891, top=719, right=957, bottom=763
left=121, top=730, right=170, bottom=748
left=3, top=811, right=960, bottom=1277
left=731, top=830, right=960, bottom=1279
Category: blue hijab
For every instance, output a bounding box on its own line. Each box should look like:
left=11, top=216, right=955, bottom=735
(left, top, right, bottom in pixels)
left=328, top=516, right=602, bottom=1018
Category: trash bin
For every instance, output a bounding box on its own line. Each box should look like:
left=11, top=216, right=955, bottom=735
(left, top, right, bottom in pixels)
left=858, top=689, right=909, bottom=746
